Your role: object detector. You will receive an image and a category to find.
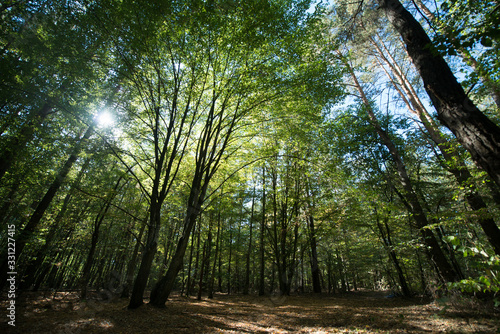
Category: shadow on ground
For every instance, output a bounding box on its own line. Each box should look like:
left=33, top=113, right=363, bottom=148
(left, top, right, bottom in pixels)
left=1, top=290, right=498, bottom=333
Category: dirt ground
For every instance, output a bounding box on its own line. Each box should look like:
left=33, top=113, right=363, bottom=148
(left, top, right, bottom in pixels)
left=1, top=290, right=499, bottom=333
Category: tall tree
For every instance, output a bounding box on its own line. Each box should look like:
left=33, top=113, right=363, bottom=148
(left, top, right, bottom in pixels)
left=377, top=0, right=500, bottom=188
left=0, top=122, right=95, bottom=290
left=339, top=51, right=459, bottom=282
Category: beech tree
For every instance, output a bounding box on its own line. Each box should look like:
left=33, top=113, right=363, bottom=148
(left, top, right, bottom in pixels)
left=3, top=0, right=500, bottom=305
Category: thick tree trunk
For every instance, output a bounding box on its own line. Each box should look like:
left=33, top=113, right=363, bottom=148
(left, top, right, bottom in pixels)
left=378, top=0, right=500, bottom=188
left=371, top=37, right=500, bottom=256
left=149, top=180, right=206, bottom=307
left=413, top=0, right=500, bottom=109
left=128, top=204, right=161, bottom=309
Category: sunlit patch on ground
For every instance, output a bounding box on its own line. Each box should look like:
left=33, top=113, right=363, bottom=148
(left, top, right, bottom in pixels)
left=1, top=291, right=498, bottom=333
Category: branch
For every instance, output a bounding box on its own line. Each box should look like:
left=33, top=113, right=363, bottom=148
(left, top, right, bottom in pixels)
left=73, top=186, right=145, bottom=221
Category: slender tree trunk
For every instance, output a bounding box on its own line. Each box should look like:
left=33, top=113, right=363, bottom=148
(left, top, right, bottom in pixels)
left=121, top=215, right=147, bottom=298
left=375, top=209, right=412, bottom=297
left=378, top=0, right=500, bottom=188
left=0, top=124, right=93, bottom=290
left=259, top=167, right=267, bottom=296
left=197, top=238, right=208, bottom=300
left=371, top=37, right=500, bottom=256
left=208, top=205, right=221, bottom=299
left=227, top=219, right=233, bottom=294
left=185, top=224, right=196, bottom=297
left=81, top=176, right=122, bottom=299
left=244, top=188, right=255, bottom=295
left=342, top=53, right=458, bottom=282
left=308, top=214, right=322, bottom=293
left=189, top=223, right=202, bottom=295
left=305, top=182, right=321, bottom=293
left=20, top=157, right=91, bottom=289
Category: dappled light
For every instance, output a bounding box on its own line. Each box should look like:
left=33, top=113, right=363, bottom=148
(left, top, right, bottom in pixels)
left=1, top=291, right=498, bottom=333
left=1, top=0, right=500, bottom=332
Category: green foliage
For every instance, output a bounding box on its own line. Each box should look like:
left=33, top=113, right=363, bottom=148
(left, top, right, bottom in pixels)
left=444, top=235, right=500, bottom=294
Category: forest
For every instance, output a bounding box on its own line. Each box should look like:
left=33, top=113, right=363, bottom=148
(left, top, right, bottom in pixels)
left=1, top=0, right=500, bottom=332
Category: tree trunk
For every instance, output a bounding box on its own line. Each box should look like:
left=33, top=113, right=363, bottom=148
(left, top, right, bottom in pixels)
left=185, top=223, right=197, bottom=297
left=305, top=182, right=321, bottom=293
left=227, top=219, right=233, bottom=294
left=413, top=0, right=500, bottom=109
left=197, top=238, right=208, bottom=300
left=121, top=215, right=147, bottom=298
left=378, top=0, right=500, bottom=188
left=259, top=167, right=267, bottom=296
left=20, top=157, right=91, bottom=290
left=0, top=124, right=93, bottom=291
left=149, top=177, right=207, bottom=307
left=189, top=222, right=202, bottom=295
left=208, top=204, right=221, bottom=299
left=308, top=214, right=322, bottom=293
left=244, top=187, right=255, bottom=295
left=375, top=209, right=412, bottom=297
left=128, top=202, right=161, bottom=309
left=80, top=176, right=122, bottom=299
left=342, top=52, right=458, bottom=282
left=371, top=36, right=500, bottom=256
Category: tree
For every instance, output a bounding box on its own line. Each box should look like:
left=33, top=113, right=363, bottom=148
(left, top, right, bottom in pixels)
left=339, top=50, right=459, bottom=282
left=377, top=0, right=500, bottom=188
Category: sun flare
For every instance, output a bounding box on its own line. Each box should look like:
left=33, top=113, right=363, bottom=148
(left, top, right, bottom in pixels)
left=96, top=111, right=114, bottom=127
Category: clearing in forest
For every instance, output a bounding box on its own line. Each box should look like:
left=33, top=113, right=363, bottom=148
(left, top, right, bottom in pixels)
left=1, top=290, right=499, bottom=333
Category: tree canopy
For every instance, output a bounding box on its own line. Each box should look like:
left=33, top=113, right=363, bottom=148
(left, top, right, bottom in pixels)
left=1, top=0, right=499, bottom=311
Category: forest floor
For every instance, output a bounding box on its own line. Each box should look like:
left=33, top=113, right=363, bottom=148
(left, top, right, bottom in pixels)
left=1, top=290, right=499, bottom=333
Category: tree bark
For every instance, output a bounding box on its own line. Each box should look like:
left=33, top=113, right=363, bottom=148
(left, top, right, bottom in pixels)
left=208, top=204, right=221, bottom=299
left=375, top=209, right=412, bottom=297
left=378, top=0, right=500, bottom=188
left=121, top=215, right=147, bottom=298
left=149, top=177, right=207, bottom=307
left=370, top=36, right=500, bottom=256
left=128, top=200, right=162, bottom=308
left=413, top=0, right=500, bottom=109
left=308, top=214, right=322, bottom=293
left=305, top=181, right=321, bottom=293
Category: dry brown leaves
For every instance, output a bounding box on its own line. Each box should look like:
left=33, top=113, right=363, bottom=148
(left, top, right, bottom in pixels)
left=1, top=290, right=499, bottom=333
